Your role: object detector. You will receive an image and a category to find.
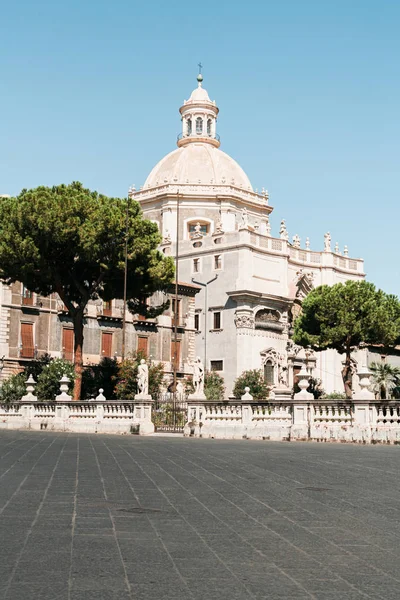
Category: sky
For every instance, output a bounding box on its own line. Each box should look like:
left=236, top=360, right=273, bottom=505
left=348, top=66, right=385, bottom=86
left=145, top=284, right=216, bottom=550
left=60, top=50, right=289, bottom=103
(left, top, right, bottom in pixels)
left=1, top=0, right=399, bottom=295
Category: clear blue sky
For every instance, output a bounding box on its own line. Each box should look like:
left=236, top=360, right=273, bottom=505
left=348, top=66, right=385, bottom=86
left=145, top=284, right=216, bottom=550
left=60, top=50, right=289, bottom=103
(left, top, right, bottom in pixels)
left=1, top=0, right=399, bottom=295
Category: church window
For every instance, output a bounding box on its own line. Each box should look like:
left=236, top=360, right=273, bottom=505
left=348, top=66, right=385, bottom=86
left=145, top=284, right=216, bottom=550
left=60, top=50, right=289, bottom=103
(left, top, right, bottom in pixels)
left=264, top=361, right=274, bottom=386
left=213, top=311, right=221, bottom=330
left=210, top=360, right=223, bottom=372
left=214, top=255, right=222, bottom=270
left=187, top=118, right=192, bottom=136
left=196, top=117, right=203, bottom=134
left=194, top=313, right=200, bottom=332
left=207, top=119, right=212, bottom=135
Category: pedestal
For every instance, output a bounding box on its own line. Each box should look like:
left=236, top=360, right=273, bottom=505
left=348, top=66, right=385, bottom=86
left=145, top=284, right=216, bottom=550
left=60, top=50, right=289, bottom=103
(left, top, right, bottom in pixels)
left=133, top=395, right=154, bottom=434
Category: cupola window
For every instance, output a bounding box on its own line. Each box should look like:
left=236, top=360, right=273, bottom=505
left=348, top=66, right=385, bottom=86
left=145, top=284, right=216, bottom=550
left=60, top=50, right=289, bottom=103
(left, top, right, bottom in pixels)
left=207, top=119, right=212, bottom=136
left=187, top=118, right=192, bottom=136
left=196, top=117, right=203, bottom=134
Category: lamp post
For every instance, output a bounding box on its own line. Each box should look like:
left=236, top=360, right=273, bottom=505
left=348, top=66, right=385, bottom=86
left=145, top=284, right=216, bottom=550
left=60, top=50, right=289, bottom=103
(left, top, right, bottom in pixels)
left=122, top=185, right=135, bottom=361
left=191, top=274, right=218, bottom=371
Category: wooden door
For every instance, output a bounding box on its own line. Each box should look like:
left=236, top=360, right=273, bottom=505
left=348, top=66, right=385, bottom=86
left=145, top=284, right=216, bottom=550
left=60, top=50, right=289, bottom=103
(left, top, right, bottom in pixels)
left=101, top=332, right=113, bottom=358
left=20, top=323, right=34, bottom=358
left=62, top=328, right=74, bottom=362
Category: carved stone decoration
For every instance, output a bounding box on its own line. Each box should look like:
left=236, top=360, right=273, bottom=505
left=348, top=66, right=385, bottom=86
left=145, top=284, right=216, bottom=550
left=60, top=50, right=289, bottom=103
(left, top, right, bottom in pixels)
left=295, top=269, right=315, bottom=299
left=264, top=216, right=271, bottom=237
left=260, top=347, right=289, bottom=388
left=292, top=234, right=301, bottom=248
left=215, top=219, right=224, bottom=234
left=191, top=222, right=203, bottom=240
left=279, top=219, right=289, bottom=241
left=286, top=339, right=303, bottom=357
left=163, top=230, right=172, bottom=244
left=234, top=312, right=254, bottom=329
left=260, top=347, right=280, bottom=366
left=254, top=309, right=284, bottom=332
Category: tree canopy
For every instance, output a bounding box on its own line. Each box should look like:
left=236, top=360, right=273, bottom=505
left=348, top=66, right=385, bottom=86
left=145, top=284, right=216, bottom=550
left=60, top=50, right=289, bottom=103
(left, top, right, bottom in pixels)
left=0, top=183, right=175, bottom=398
left=293, top=280, right=400, bottom=397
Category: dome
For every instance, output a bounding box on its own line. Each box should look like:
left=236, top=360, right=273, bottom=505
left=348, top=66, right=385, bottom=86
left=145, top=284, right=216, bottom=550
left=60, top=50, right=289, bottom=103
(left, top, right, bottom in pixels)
left=144, top=142, right=253, bottom=191
left=189, top=85, right=211, bottom=103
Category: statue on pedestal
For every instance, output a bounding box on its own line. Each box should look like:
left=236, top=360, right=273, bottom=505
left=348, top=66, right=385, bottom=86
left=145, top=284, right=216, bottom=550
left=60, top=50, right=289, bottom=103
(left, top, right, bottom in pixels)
left=239, top=207, right=249, bottom=230
left=193, top=356, right=205, bottom=396
left=137, top=359, right=149, bottom=396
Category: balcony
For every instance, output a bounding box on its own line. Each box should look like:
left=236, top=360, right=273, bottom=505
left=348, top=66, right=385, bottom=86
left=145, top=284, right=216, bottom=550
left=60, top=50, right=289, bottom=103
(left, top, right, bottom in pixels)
left=96, top=305, right=122, bottom=321
left=177, top=131, right=220, bottom=148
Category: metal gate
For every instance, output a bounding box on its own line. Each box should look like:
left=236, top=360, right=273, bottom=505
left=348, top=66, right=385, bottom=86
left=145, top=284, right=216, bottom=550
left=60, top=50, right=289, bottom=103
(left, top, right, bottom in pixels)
left=152, top=394, right=188, bottom=433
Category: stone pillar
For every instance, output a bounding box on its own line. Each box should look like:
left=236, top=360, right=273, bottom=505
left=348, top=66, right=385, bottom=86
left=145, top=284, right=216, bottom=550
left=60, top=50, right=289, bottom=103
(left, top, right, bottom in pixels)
left=184, top=400, right=204, bottom=437
left=352, top=365, right=376, bottom=436
left=21, top=374, right=37, bottom=402
left=134, top=393, right=154, bottom=435
left=291, top=366, right=313, bottom=440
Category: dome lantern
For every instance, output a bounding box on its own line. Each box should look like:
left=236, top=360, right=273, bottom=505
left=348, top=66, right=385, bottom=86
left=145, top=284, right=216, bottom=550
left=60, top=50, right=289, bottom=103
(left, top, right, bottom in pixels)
left=177, top=72, right=220, bottom=149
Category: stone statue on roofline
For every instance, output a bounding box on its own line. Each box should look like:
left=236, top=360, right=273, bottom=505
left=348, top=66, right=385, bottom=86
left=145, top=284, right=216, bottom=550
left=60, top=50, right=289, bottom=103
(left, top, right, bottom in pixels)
left=292, top=234, right=301, bottom=248
left=324, top=232, right=331, bottom=252
left=279, top=219, right=288, bottom=241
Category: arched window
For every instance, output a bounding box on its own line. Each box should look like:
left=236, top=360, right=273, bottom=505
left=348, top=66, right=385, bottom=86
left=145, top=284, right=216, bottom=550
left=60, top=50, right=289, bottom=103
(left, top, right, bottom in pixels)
left=187, top=119, right=192, bottom=136
left=196, top=117, right=203, bottom=134
left=207, top=119, right=212, bottom=135
left=264, top=361, right=274, bottom=386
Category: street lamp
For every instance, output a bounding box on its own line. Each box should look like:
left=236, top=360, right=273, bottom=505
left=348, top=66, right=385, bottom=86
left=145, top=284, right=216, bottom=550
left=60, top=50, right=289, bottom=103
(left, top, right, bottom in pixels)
left=122, top=185, right=135, bottom=361
left=191, top=274, right=218, bottom=371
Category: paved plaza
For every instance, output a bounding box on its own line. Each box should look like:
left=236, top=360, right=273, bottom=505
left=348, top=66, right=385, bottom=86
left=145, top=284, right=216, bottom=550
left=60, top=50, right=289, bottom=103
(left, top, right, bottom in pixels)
left=0, top=433, right=400, bottom=600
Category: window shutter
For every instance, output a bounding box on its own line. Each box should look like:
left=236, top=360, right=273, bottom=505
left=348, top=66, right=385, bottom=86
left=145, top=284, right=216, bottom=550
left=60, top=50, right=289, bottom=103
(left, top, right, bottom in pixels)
left=20, top=323, right=34, bottom=358
left=62, top=329, right=74, bottom=362
left=101, top=332, right=113, bottom=358
left=137, top=336, right=148, bottom=355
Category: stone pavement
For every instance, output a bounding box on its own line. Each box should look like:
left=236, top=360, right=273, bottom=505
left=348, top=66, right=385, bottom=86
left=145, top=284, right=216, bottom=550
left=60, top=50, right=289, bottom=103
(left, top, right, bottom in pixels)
left=1, top=433, right=400, bottom=600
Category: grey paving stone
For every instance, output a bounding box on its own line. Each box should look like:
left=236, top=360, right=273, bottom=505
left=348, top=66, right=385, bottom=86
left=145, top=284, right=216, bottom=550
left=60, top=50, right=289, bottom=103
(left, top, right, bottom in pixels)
left=1, top=432, right=400, bottom=600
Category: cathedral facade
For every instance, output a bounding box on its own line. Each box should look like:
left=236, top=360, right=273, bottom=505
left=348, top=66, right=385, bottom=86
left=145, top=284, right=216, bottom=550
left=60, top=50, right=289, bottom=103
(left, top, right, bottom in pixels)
left=135, top=74, right=365, bottom=395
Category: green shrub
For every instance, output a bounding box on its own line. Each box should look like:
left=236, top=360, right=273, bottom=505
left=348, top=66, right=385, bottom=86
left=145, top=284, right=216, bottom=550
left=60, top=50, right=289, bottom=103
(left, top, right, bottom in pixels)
left=233, top=369, right=269, bottom=400
left=205, top=371, right=225, bottom=401
left=0, top=372, right=26, bottom=404
left=36, top=359, right=75, bottom=400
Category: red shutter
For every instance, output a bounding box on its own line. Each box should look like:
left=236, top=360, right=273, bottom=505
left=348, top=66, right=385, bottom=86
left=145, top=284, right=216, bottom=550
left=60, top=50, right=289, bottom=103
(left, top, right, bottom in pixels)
left=101, top=332, right=112, bottom=358
left=137, top=336, right=148, bottom=356
left=62, top=328, right=74, bottom=362
left=20, top=323, right=34, bottom=358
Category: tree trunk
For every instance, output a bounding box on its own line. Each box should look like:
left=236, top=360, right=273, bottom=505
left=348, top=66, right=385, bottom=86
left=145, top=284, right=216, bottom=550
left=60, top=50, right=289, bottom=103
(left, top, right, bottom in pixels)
left=72, top=309, right=84, bottom=400
left=342, top=347, right=353, bottom=399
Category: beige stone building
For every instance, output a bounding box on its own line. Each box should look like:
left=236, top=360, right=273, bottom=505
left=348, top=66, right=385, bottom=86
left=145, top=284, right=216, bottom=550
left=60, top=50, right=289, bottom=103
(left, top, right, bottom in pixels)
left=134, top=74, right=365, bottom=395
left=0, top=281, right=199, bottom=385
